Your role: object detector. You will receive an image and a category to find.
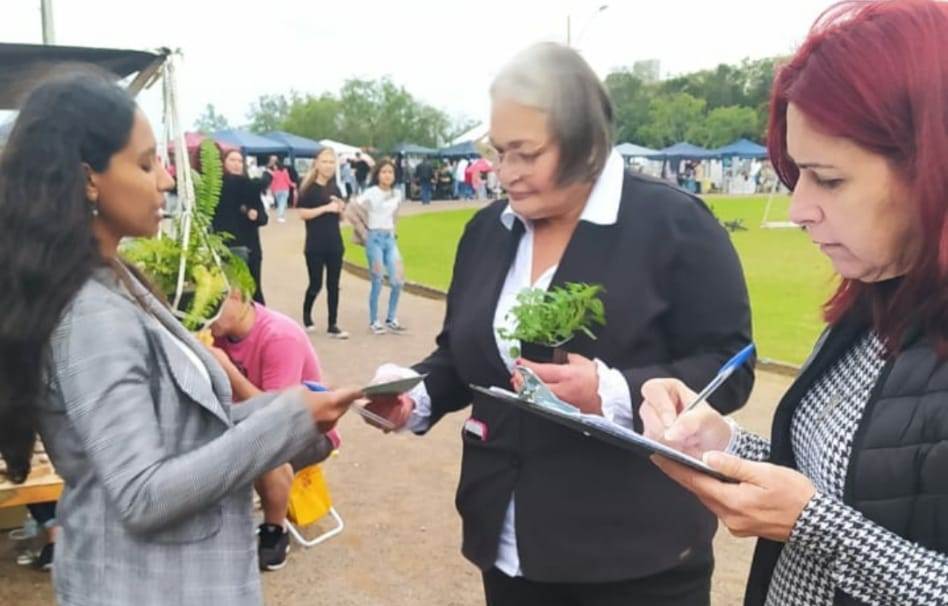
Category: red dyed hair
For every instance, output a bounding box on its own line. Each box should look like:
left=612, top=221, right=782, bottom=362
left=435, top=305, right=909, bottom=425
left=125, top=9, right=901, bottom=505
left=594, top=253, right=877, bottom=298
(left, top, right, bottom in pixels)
left=767, top=0, right=948, bottom=355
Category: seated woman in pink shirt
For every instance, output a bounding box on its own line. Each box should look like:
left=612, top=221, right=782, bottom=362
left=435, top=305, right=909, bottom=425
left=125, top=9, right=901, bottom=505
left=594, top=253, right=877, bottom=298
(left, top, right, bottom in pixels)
left=208, top=287, right=338, bottom=571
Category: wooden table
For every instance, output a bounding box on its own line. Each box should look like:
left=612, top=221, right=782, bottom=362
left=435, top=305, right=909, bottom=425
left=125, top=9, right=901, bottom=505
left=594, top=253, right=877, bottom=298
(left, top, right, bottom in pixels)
left=0, top=460, right=63, bottom=509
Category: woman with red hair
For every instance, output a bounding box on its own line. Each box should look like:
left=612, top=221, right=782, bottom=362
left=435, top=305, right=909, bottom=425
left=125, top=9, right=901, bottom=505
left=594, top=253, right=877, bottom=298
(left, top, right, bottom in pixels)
left=640, top=1, right=948, bottom=604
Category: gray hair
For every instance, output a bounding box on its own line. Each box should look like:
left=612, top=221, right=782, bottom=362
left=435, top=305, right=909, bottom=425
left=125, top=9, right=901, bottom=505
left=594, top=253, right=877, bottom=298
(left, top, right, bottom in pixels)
left=490, top=42, right=614, bottom=186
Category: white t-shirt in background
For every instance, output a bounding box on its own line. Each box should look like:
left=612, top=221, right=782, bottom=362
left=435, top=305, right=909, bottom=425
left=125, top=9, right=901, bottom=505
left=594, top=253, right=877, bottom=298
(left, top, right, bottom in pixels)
left=358, top=186, right=402, bottom=230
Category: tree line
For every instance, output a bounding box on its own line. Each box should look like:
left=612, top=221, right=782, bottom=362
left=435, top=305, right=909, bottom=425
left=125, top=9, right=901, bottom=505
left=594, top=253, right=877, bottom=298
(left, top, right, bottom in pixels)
left=193, top=56, right=782, bottom=152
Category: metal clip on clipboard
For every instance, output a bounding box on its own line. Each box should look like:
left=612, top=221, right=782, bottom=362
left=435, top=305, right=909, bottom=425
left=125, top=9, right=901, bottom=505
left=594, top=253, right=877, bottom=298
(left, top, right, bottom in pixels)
left=514, top=366, right=580, bottom=416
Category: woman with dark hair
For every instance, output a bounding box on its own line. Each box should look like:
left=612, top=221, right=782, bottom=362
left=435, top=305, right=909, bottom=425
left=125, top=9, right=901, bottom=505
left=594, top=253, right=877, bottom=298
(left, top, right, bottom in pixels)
left=642, top=2, right=948, bottom=604
left=0, top=69, right=360, bottom=605
left=353, top=158, right=406, bottom=335
left=213, top=148, right=268, bottom=304
left=363, top=43, right=753, bottom=605
left=297, top=146, right=349, bottom=339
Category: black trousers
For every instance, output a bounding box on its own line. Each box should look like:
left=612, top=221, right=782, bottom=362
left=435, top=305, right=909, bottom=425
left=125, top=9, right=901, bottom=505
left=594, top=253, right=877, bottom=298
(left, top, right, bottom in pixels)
left=303, top=249, right=343, bottom=328
left=482, top=556, right=712, bottom=606
left=26, top=501, right=56, bottom=526
left=247, top=248, right=265, bottom=305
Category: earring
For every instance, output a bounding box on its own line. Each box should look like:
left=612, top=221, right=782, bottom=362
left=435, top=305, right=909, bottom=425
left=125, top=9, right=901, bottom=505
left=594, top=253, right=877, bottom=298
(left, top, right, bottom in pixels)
left=89, top=201, right=99, bottom=217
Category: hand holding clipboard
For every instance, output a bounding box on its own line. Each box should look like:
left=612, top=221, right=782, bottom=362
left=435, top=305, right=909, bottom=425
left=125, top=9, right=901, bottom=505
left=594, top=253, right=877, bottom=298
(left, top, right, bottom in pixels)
left=640, top=344, right=820, bottom=543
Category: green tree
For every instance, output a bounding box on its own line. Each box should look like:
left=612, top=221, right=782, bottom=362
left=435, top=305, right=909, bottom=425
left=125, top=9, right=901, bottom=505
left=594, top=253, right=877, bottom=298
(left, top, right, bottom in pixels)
left=604, top=70, right=653, bottom=144
left=281, top=93, right=343, bottom=142
left=193, top=103, right=230, bottom=133
left=636, top=93, right=706, bottom=148
left=698, top=105, right=761, bottom=148
left=334, top=77, right=451, bottom=150
left=246, top=93, right=298, bottom=133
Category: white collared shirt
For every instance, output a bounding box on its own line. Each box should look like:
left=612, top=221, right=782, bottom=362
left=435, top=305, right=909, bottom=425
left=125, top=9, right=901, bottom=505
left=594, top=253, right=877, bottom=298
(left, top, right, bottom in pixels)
left=381, top=150, right=633, bottom=577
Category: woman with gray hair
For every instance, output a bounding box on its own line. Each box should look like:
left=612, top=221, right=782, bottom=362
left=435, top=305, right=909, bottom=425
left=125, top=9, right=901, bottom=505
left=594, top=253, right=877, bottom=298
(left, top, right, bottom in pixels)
left=364, top=42, right=754, bottom=605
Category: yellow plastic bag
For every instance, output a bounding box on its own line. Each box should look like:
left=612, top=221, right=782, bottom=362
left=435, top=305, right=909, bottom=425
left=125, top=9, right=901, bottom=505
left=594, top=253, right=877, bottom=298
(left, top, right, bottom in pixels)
left=287, top=465, right=333, bottom=527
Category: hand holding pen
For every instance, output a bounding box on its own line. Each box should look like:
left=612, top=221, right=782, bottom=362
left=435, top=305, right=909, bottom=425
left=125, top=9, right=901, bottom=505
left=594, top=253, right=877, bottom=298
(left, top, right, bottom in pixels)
left=638, top=344, right=755, bottom=458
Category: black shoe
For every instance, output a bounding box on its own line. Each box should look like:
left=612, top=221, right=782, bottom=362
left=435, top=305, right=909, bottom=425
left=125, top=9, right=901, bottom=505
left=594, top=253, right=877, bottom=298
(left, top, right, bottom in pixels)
left=35, top=542, right=53, bottom=572
left=327, top=325, right=350, bottom=339
left=257, top=523, right=289, bottom=571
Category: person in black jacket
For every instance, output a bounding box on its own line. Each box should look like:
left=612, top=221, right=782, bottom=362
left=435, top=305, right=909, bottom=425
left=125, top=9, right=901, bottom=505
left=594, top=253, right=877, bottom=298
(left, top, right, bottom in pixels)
left=641, top=2, right=948, bottom=605
left=213, top=149, right=268, bottom=303
left=363, top=43, right=754, bottom=606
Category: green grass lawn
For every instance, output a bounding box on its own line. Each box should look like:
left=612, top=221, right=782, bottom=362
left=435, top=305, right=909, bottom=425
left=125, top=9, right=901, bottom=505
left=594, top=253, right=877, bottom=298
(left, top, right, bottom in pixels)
left=345, top=195, right=835, bottom=365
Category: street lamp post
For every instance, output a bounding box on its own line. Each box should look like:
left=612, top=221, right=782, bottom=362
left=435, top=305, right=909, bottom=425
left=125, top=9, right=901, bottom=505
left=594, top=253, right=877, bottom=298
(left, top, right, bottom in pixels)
left=567, top=4, right=609, bottom=47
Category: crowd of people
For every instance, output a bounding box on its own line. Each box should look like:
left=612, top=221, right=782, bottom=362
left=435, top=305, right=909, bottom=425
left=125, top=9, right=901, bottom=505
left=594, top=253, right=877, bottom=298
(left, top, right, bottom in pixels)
left=0, top=1, right=946, bottom=605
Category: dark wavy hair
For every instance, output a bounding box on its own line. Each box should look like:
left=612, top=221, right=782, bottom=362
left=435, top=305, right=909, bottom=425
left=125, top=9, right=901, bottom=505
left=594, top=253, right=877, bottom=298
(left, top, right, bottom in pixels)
left=370, top=158, right=397, bottom=187
left=0, top=68, right=137, bottom=482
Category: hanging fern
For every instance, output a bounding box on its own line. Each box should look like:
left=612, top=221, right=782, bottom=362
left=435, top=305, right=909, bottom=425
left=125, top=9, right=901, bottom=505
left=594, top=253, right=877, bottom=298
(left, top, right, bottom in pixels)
left=185, top=265, right=229, bottom=329
left=121, top=138, right=249, bottom=330
left=194, top=139, right=223, bottom=227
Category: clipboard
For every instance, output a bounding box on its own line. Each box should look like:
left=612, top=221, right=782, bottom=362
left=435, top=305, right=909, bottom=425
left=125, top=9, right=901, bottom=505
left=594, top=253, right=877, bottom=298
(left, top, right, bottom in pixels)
left=469, top=373, right=735, bottom=483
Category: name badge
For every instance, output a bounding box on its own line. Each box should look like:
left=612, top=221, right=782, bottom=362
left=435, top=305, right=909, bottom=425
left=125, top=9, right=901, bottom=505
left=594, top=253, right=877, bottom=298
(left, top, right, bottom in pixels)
left=463, top=417, right=489, bottom=441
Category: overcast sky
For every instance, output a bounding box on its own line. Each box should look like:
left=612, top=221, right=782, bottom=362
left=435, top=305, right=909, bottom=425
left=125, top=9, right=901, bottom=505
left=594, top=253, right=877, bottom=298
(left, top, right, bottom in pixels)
left=3, top=0, right=835, bottom=132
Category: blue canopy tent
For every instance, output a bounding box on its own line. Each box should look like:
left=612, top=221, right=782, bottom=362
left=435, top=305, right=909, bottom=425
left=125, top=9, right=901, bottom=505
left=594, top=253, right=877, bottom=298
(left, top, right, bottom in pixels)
left=615, top=142, right=658, bottom=158
left=393, top=142, right=437, bottom=156
left=646, top=142, right=714, bottom=193
left=264, top=131, right=323, bottom=161
left=212, top=129, right=289, bottom=156
left=437, top=141, right=479, bottom=158
left=648, top=141, right=713, bottom=160
left=711, top=137, right=768, bottom=159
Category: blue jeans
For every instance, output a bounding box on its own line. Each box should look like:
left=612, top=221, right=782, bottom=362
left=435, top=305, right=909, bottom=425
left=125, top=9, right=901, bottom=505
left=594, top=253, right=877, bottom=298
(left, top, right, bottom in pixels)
left=274, top=190, right=290, bottom=219
left=365, top=230, right=403, bottom=325
left=420, top=181, right=432, bottom=205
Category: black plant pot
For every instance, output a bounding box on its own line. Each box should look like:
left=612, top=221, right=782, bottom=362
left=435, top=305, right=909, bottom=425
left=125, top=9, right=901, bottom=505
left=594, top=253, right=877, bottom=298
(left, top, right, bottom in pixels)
left=519, top=342, right=569, bottom=365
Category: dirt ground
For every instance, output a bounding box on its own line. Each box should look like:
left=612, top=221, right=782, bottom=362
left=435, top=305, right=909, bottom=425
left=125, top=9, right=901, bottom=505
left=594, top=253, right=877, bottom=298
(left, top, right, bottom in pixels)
left=0, top=204, right=795, bottom=605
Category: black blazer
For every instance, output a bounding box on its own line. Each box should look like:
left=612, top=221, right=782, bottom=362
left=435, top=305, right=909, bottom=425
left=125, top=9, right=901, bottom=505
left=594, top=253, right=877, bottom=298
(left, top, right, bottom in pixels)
left=212, top=174, right=268, bottom=254
left=413, top=171, right=755, bottom=583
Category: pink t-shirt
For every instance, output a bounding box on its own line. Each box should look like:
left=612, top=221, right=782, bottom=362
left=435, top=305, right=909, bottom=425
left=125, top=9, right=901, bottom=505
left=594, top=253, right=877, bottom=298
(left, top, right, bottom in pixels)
left=215, top=303, right=321, bottom=390
left=269, top=167, right=293, bottom=193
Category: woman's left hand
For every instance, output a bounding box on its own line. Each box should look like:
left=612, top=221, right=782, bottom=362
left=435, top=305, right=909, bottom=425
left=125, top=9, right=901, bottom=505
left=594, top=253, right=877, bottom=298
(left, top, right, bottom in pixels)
left=512, top=354, right=602, bottom=415
left=652, top=451, right=816, bottom=542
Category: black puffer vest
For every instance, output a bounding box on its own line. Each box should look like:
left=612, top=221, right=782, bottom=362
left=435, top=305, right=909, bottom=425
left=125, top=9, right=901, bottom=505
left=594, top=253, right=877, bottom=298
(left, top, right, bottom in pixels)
left=745, top=313, right=948, bottom=605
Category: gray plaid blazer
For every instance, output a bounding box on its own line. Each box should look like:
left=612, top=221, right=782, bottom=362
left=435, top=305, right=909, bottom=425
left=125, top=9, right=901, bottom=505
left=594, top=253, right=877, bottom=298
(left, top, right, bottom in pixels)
left=38, top=266, right=333, bottom=606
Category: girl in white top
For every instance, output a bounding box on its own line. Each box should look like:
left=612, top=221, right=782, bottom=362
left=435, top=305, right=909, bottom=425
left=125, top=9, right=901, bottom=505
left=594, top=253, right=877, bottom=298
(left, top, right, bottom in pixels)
left=354, top=159, right=406, bottom=335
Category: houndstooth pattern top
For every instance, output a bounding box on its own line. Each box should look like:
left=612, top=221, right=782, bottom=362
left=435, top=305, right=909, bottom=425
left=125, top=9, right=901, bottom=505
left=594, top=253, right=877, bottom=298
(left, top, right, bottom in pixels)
left=729, top=332, right=948, bottom=605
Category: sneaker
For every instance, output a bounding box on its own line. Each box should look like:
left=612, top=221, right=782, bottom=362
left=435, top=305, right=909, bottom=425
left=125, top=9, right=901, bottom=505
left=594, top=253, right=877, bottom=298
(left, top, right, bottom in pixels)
left=35, top=542, right=53, bottom=572
left=385, top=320, right=406, bottom=333
left=304, top=323, right=317, bottom=333
left=277, top=217, right=286, bottom=223
left=257, top=523, right=290, bottom=571
left=370, top=322, right=387, bottom=335
left=327, top=325, right=349, bottom=339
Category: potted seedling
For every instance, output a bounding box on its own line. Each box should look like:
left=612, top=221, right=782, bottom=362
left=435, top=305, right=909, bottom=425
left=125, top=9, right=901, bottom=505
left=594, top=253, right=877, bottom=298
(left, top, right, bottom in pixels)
left=497, top=282, right=606, bottom=364
left=122, top=139, right=255, bottom=334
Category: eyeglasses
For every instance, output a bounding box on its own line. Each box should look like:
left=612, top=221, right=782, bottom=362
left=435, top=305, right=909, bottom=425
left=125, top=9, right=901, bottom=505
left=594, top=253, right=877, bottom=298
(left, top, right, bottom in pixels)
left=485, top=143, right=551, bottom=175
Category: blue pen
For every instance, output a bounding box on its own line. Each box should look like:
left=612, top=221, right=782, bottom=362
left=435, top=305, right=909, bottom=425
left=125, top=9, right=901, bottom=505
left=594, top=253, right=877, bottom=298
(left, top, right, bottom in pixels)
left=302, top=380, right=328, bottom=393
left=683, top=344, right=756, bottom=413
